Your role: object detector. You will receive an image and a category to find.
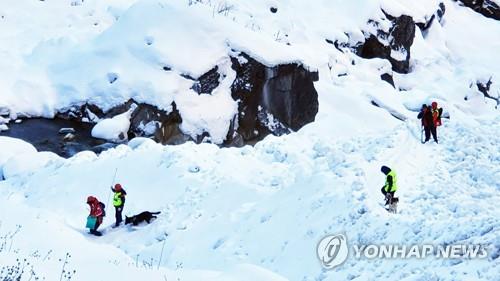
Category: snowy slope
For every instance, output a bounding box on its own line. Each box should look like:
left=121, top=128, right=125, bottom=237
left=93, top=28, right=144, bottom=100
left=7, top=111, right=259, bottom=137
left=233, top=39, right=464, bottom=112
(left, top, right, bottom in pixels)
left=1, top=117, right=499, bottom=280
left=0, top=0, right=499, bottom=280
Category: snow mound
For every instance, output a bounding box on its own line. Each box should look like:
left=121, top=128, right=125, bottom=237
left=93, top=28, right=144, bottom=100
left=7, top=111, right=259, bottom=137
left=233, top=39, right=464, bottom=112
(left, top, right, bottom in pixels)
left=0, top=136, right=37, bottom=180
left=2, top=151, right=63, bottom=179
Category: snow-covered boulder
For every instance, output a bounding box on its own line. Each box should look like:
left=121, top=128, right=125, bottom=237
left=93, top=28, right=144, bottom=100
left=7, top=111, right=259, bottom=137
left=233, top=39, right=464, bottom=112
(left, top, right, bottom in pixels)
left=91, top=109, right=134, bottom=143
left=0, top=137, right=37, bottom=179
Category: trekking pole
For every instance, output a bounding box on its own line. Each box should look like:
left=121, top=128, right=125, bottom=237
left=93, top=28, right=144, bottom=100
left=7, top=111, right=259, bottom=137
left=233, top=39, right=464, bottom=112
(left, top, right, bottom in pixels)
left=106, top=168, right=118, bottom=209
left=157, top=234, right=168, bottom=270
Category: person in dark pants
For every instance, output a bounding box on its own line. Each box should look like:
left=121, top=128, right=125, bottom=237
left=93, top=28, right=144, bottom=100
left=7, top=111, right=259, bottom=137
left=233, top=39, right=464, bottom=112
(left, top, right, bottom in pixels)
left=380, top=166, right=398, bottom=205
left=111, top=183, right=127, bottom=227
left=417, top=104, right=438, bottom=143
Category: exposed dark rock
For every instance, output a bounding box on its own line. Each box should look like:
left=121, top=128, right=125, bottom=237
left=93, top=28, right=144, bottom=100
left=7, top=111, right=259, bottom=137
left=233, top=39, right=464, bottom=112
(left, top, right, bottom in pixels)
left=192, top=66, right=221, bottom=94
left=351, top=13, right=416, bottom=73
left=222, top=116, right=245, bottom=147
left=57, top=99, right=188, bottom=145
left=477, top=78, right=492, bottom=95
left=359, top=35, right=391, bottom=60
left=103, top=100, right=188, bottom=144
left=384, top=13, right=415, bottom=50
left=224, top=132, right=245, bottom=147
left=103, top=99, right=136, bottom=118
left=416, top=14, right=437, bottom=31
left=457, top=0, right=500, bottom=20
left=270, top=7, right=278, bottom=13
left=132, top=103, right=187, bottom=145
left=477, top=78, right=499, bottom=106
left=230, top=54, right=267, bottom=141
left=438, top=2, right=446, bottom=20
left=261, top=64, right=319, bottom=131
left=57, top=103, right=104, bottom=122
left=381, top=73, right=395, bottom=87
left=180, top=73, right=196, bottom=81
left=230, top=53, right=319, bottom=142
left=416, top=2, right=446, bottom=32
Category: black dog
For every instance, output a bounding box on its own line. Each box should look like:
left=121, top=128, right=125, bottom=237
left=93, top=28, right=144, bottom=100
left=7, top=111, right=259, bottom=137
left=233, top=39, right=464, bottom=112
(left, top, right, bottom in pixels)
left=125, top=211, right=161, bottom=226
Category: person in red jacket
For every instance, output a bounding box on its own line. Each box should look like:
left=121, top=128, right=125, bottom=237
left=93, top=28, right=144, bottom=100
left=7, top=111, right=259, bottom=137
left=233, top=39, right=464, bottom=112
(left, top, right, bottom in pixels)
left=431, top=101, right=443, bottom=127
left=417, top=104, right=438, bottom=143
left=87, top=196, right=104, bottom=236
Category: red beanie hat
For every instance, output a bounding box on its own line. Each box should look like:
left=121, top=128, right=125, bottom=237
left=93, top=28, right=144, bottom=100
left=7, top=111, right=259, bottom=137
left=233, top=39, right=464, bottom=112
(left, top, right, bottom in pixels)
left=114, top=183, right=122, bottom=191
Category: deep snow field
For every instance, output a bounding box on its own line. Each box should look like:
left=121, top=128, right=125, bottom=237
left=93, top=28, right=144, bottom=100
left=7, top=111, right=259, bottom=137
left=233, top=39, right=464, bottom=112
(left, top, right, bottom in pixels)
left=0, top=0, right=499, bottom=280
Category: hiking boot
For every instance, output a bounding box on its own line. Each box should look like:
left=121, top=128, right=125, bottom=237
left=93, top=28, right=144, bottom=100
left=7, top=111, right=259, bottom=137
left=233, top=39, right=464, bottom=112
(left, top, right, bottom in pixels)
left=90, top=230, right=102, bottom=236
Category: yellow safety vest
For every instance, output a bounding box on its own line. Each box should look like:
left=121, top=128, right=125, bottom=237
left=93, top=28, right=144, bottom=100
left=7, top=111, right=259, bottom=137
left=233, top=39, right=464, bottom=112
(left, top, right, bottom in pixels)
left=113, top=192, right=123, bottom=207
left=384, top=171, right=398, bottom=192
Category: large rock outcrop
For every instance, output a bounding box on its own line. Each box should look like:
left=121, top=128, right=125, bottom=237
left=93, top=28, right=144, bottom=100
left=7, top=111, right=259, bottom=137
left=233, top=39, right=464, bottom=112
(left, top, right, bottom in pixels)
left=229, top=53, right=319, bottom=143
left=333, top=11, right=416, bottom=74
left=458, top=0, right=500, bottom=20
left=358, top=13, right=416, bottom=74
left=55, top=53, right=319, bottom=147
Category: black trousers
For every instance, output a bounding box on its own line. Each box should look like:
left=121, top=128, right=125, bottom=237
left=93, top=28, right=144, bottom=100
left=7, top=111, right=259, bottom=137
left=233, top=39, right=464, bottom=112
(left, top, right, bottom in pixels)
left=424, top=126, right=438, bottom=142
left=381, top=187, right=395, bottom=204
left=90, top=216, right=102, bottom=235
left=115, top=206, right=123, bottom=226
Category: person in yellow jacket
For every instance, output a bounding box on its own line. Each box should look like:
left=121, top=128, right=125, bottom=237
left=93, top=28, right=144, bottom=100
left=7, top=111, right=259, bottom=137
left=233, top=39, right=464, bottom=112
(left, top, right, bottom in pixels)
left=111, top=183, right=127, bottom=227
left=380, top=166, right=397, bottom=205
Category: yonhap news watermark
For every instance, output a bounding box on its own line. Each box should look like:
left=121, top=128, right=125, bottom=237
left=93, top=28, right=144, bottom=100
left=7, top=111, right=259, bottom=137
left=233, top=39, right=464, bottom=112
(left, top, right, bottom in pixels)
left=317, top=233, right=489, bottom=270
